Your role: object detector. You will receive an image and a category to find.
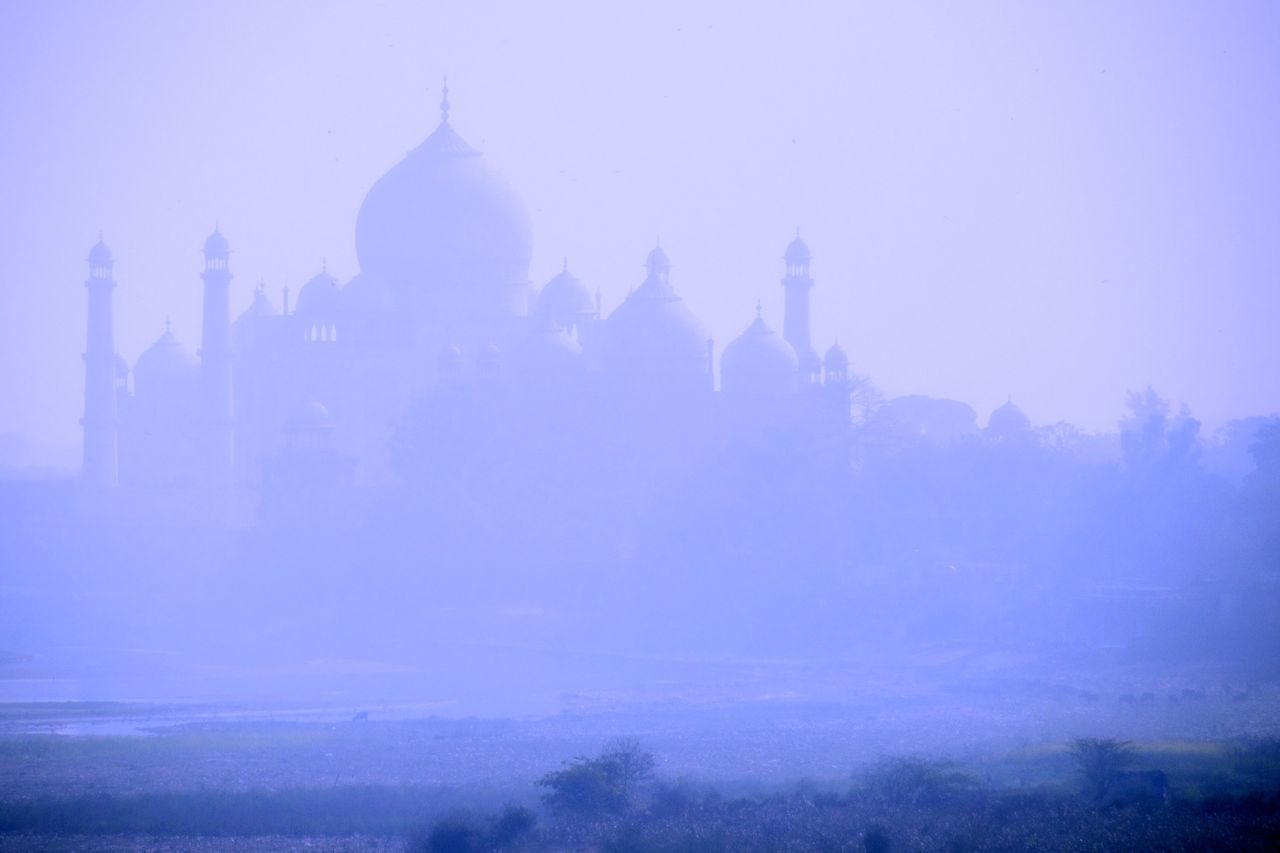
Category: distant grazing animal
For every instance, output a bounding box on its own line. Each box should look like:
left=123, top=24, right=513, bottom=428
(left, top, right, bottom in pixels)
left=352, top=711, right=369, bottom=722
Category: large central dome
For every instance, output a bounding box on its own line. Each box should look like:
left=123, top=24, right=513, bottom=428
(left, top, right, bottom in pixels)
left=354, top=88, right=533, bottom=319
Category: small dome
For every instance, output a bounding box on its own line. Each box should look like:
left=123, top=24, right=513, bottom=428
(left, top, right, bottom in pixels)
left=720, top=309, right=798, bottom=395
left=605, top=247, right=710, bottom=389
left=294, top=269, right=341, bottom=317
left=287, top=399, right=333, bottom=430
left=88, top=239, right=113, bottom=267
left=986, top=398, right=1032, bottom=439
left=477, top=342, right=502, bottom=364
left=784, top=233, right=811, bottom=263
left=645, top=244, right=671, bottom=277
left=203, top=228, right=230, bottom=258
left=537, top=265, right=594, bottom=329
left=823, top=341, right=849, bottom=370
left=235, top=284, right=279, bottom=326
left=134, top=327, right=198, bottom=388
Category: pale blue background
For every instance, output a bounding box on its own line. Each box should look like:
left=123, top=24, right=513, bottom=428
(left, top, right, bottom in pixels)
left=1, top=0, right=1277, bottom=466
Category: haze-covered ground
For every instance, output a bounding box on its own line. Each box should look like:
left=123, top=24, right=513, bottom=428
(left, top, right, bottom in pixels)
left=3, top=396, right=1280, bottom=849
left=1, top=679, right=1279, bottom=849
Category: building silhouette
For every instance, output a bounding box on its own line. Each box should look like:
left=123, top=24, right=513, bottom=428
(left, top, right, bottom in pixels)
left=82, top=85, right=855, bottom=501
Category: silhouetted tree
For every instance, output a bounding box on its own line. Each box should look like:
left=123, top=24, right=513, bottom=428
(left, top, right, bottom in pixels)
left=1068, top=738, right=1136, bottom=800
left=536, top=739, right=655, bottom=817
left=489, top=804, right=537, bottom=846
left=1120, top=386, right=1200, bottom=473
left=847, top=371, right=884, bottom=429
left=424, top=815, right=484, bottom=853
left=1247, top=418, right=1280, bottom=486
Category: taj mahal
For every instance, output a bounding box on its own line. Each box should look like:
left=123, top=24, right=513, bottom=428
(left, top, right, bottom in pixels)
left=79, top=85, right=857, bottom=502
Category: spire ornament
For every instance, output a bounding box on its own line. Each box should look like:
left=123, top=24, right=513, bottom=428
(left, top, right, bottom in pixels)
left=440, top=75, right=451, bottom=124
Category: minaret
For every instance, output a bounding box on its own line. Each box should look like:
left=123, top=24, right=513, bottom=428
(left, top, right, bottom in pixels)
left=782, top=230, right=820, bottom=385
left=81, top=236, right=118, bottom=486
left=199, top=226, right=235, bottom=485
left=822, top=340, right=852, bottom=425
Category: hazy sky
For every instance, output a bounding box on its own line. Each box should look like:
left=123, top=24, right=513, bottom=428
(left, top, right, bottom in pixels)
left=2, top=1, right=1277, bottom=466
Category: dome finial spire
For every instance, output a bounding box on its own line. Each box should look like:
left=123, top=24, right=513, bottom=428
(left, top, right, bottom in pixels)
left=756, top=299, right=763, bottom=318
left=563, top=255, right=568, bottom=273
left=440, top=74, right=451, bottom=124
left=164, top=314, right=171, bottom=333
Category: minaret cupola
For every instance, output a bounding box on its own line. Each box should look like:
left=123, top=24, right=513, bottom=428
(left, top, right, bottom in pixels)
left=781, top=230, right=819, bottom=386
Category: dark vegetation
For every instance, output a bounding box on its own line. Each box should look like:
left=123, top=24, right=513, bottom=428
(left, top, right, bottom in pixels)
left=409, top=738, right=1280, bottom=852
left=4, top=737, right=1280, bottom=850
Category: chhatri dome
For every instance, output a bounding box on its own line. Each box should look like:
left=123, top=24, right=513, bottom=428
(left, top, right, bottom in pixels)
left=605, top=243, right=710, bottom=390
left=88, top=237, right=113, bottom=268
left=354, top=79, right=532, bottom=316
left=720, top=303, right=798, bottom=395
left=784, top=232, right=811, bottom=263
left=986, top=397, right=1033, bottom=440
left=824, top=340, right=849, bottom=371
left=294, top=265, right=341, bottom=317
left=134, top=323, right=198, bottom=396
left=537, top=260, right=594, bottom=331
left=235, top=280, right=280, bottom=324
left=203, top=226, right=230, bottom=259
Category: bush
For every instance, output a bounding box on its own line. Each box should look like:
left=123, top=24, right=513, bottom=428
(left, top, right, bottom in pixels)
left=536, top=738, right=655, bottom=817
left=490, top=804, right=536, bottom=845
left=425, top=815, right=484, bottom=853
left=1068, top=738, right=1136, bottom=800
